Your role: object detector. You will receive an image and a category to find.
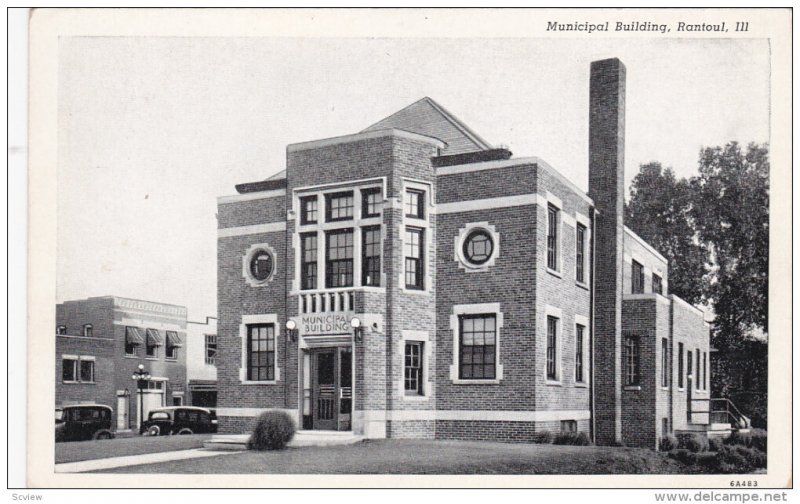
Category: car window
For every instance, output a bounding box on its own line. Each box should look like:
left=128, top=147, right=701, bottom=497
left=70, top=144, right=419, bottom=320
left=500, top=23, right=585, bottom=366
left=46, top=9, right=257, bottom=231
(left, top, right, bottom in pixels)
left=188, top=412, right=199, bottom=422
left=55, top=409, right=64, bottom=421
left=80, top=409, right=100, bottom=420
left=175, top=411, right=186, bottom=422
left=149, top=411, right=170, bottom=421
left=199, top=412, right=210, bottom=424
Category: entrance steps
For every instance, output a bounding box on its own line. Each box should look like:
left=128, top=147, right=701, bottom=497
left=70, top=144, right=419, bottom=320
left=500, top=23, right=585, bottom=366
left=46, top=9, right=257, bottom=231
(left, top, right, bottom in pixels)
left=204, top=430, right=364, bottom=451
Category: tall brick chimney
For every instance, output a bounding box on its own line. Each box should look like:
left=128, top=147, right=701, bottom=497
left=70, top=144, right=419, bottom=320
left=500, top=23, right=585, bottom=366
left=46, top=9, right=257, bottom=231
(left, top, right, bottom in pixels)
left=588, top=58, right=626, bottom=446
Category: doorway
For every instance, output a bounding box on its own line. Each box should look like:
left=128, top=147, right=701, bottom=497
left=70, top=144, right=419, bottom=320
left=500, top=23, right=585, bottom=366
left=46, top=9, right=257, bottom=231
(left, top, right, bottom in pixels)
left=310, top=347, right=352, bottom=431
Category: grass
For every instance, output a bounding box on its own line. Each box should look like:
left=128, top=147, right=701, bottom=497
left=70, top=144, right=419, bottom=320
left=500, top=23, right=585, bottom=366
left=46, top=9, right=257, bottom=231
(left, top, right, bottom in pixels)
left=92, top=439, right=696, bottom=474
left=55, top=434, right=213, bottom=464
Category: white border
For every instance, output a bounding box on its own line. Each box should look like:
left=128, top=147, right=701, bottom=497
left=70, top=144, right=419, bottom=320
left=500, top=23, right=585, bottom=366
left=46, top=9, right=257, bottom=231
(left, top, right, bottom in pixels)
left=397, top=330, right=432, bottom=401
left=449, top=303, right=504, bottom=384
left=454, top=222, right=500, bottom=272
left=242, top=242, right=277, bottom=288
left=239, top=314, right=281, bottom=385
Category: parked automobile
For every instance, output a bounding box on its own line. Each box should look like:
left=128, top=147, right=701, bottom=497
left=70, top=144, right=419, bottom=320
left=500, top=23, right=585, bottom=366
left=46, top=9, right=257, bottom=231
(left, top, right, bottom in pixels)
left=140, top=406, right=218, bottom=436
left=55, top=404, right=115, bottom=442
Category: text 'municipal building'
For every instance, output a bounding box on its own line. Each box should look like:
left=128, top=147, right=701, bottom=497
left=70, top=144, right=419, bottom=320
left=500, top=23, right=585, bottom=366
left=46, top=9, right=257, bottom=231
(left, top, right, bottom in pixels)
left=215, top=58, right=712, bottom=448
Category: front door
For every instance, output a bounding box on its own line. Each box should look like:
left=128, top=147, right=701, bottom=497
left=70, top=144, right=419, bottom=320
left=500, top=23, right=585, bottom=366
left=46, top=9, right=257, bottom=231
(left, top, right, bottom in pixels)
left=312, top=349, right=338, bottom=430
left=116, top=394, right=129, bottom=430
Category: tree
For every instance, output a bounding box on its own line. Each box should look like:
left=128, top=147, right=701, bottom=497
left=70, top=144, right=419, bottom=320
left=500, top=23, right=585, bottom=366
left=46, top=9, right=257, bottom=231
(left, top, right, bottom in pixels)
left=625, top=162, right=708, bottom=306
left=691, top=142, right=769, bottom=343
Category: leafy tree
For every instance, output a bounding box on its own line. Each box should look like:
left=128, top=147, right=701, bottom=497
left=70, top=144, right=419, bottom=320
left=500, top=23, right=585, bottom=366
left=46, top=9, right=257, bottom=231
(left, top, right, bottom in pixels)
left=691, top=142, right=769, bottom=342
left=624, top=162, right=708, bottom=306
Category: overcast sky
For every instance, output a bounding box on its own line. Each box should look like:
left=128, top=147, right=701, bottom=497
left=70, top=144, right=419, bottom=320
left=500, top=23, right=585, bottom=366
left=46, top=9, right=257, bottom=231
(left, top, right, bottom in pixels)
left=57, top=37, right=770, bottom=319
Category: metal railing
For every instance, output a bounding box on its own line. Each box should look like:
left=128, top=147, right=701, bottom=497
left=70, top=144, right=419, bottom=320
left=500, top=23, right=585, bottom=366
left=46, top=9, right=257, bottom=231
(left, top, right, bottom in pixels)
left=689, top=397, right=751, bottom=429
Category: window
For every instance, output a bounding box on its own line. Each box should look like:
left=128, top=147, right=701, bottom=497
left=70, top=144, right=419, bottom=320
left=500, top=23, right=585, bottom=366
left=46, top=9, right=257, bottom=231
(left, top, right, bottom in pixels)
left=576, top=224, right=587, bottom=283
left=125, top=326, right=143, bottom=356
left=404, top=342, right=424, bottom=395
left=652, top=273, right=663, bottom=295
left=547, top=204, right=559, bottom=271
left=165, top=331, right=181, bottom=360
left=362, top=226, right=381, bottom=287
left=623, top=335, right=640, bottom=386
left=696, top=349, right=701, bottom=391
left=325, top=191, right=354, bottom=222
left=62, top=358, right=78, bottom=382
left=146, top=342, right=158, bottom=358
left=172, top=396, right=183, bottom=406
left=547, top=316, right=558, bottom=380
left=145, top=329, right=162, bottom=358
left=404, top=227, right=424, bottom=290
left=205, top=334, right=217, bottom=365
left=79, top=360, right=95, bottom=382
left=166, top=345, right=178, bottom=360
left=56, top=325, right=66, bottom=335
left=300, top=233, right=318, bottom=290
left=561, top=420, right=577, bottom=433
left=300, top=195, right=318, bottom=225
left=575, top=324, right=585, bottom=382
left=463, top=229, right=494, bottom=266
left=405, top=189, right=425, bottom=219
left=249, top=250, right=274, bottom=282
left=662, top=418, right=670, bottom=434
left=362, top=187, right=382, bottom=218
left=678, top=342, right=684, bottom=388
left=687, top=348, right=693, bottom=387
left=247, top=324, right=275, bottom=381
left=632, top=260, right=644, bottom=294
left=325, top=229, right=354, bottom=288
left=83, top=324, right=93, bottom=337
left=661, top=338, right=669, bottom=388
left=458, top=314, right=496, bottom=380
left=703, top=352, right=708, bottom=390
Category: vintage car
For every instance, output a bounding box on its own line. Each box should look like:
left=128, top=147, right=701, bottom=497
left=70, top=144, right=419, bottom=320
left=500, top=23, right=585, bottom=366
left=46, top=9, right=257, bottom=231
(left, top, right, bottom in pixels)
left=55, top=404, right=115, bottom=442
left=140, top=406, right=218, bottom=436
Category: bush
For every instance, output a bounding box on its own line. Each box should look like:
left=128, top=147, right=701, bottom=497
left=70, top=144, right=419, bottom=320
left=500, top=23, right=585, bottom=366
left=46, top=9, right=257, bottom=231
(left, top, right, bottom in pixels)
left=668, top=448, right=697, bottom=465
left=714, top=445, right=766, bottom=473
left=659, top=434, right=679, bottom=452
left=247, top=410, right=296, bottom=451
left=553, top=431, right=592, bottom=446
left=708, top=436, right=724, bottom=452
left=750, top=429, right=767, bottom=453
left=677, top=433, right=709, bottom=453
left=531, top=431, right=553, bottom=444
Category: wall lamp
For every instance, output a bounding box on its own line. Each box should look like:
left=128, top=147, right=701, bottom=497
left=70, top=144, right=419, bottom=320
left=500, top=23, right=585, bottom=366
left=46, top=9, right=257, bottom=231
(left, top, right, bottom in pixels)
left=285, top=319, right=298, bottom=342
left=350, top=317, right=363, bottom=342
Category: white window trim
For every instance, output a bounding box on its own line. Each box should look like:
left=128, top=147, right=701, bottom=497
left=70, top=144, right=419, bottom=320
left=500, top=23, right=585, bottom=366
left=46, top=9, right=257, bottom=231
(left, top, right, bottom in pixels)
left=397, top=330, right=432, bottom=401
left=400, top=179, right=433, bottom=295
left=243, top=242, right=278, bottom=288
left=61, top=355, right=79, bottom=383
left=545, top=305, right=563, bottom=385
left=546, top=192, right=563, bottom=276
left=574, top=314, right=589, bottom=386
left=574, top=213, right=591, bottom=288
left=454, top=222, right=500, bottom=273
left=239, top=314, right=281, bottom=385
left=449, top=303, right=504, bottom=384
left=62, top=355, right=95, bottom=383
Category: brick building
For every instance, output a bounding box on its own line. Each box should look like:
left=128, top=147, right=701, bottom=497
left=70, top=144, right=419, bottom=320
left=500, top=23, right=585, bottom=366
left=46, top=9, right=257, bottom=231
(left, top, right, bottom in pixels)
left=215, top=58, right=714, bottom=448
left=56, top=296, right=188, bottom=431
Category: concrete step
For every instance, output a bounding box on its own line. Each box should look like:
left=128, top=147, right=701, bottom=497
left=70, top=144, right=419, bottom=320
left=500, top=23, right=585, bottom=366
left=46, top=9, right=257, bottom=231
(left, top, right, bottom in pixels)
left=204, top=431, right=364, bottom=451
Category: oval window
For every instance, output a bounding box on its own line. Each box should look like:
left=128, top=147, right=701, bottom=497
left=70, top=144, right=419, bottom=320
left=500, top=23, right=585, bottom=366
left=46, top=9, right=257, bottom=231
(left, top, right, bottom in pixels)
left=249, top=250, right=274, bottom=281
left=463, top=229, right=494, bottom=265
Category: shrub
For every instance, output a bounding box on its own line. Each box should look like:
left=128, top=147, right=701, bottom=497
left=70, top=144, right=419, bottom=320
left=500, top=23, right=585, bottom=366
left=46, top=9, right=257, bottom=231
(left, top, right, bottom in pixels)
left=750, top=429, right=768, bottom=453
left=659, top=434, right=679, bottom=452
left=247, top=410, right=296, bottom=451
left=553, top=431, right=592, bottom=446
left=714, top=445, right=766, bottom=473
left=725, top=430, right=752, bottom=448
left=668, top=448, right=697, bottom=465
left=708, top=436, right=724, bottom=452
left=531, top=431, right=553, bottom=444
left=677, top=433, right=709, bottom=453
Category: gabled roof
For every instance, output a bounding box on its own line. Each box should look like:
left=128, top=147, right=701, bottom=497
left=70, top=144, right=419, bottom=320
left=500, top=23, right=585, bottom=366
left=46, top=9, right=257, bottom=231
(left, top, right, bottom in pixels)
left=361, top=97, right=493, bottom=155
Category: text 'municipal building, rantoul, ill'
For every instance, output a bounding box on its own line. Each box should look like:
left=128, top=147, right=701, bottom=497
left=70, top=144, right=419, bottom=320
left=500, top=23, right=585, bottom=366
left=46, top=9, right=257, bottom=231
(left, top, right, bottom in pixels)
left=215, top=58, right=715, bottom=449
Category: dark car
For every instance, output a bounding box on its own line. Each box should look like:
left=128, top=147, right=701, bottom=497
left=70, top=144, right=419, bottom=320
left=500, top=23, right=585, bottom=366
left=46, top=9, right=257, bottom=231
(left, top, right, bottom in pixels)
left=55, top=404, right=115, bottom=442
left=140, top=406, right=218, bottom=436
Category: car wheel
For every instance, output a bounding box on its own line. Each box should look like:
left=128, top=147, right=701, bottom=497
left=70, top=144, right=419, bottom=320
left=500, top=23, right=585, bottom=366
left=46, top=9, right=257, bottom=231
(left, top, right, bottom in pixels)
left=93, top=429, right=113, bottom=441
left=177, top=428, right=193, bottom=435
left=146, top=425, right=161, bottom=437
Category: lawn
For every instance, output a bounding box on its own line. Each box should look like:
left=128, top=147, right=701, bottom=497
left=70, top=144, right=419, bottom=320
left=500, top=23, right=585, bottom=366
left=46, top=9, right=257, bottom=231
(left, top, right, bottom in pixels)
left=93, top=439, right=695, bottom=474
left=55, top=434, right=213, bottom=464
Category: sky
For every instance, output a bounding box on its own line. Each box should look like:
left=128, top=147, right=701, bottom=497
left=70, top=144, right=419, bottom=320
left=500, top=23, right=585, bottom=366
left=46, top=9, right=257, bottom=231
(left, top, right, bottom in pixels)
left=57, top=37, right=770, bottom=320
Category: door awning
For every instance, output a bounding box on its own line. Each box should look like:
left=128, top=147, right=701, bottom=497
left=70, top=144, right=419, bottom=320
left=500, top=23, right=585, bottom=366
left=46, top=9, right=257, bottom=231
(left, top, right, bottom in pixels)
left=165, top=330, right=183, bottom=348
left=146, top=328, right=164, bottom=346
left=125, top=326, right=144, bottom=345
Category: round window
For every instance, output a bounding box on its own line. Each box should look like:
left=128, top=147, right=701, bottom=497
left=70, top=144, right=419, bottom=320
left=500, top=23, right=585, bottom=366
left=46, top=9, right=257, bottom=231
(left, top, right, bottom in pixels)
left=463, top=229, right=494, bottom=265
left=249, top=250, right=274, bottom=281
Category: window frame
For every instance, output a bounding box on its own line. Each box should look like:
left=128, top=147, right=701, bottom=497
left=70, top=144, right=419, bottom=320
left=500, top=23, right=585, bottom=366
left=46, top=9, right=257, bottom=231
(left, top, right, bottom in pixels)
left=575, top=323, right=585, bottom=383
left=361, top=225, right=382, bottom=287
left=83, top=324, right=93, bottom=337
left=57, top=325, right=66, bottom=335
left=404, top=188, right=425, bottom=219
left=79, top=359, right=95, bottom=383
left=325, top=228, right=355, bottom=288
left=546, top=315, right=559, bottom=381
left=62, top=357, right=78, bottom=383
left=205, top=334, right=217, bottom=365
left=661, top=338, right=669, bottom=388
left=300, top=195, right=319, bottom=225
left=404, top=341, right=424, bottom=396
left=325, top=191, right=355, bottom=222
left=457, top=313, right=498, bottom=381
left=145, top=338, right=159, bottom=359
left=462, top=229, right=495, bottom=266
left=300, top=232, right=318, bottom=290
left=623, top=335, right=640, bottom=387
left=631, top=260, right=645, bottom=294
left=246, top=323, right=276, bottom=382
left=678, top=342, right=685, bottom=389
left=652, top=273, right=663, bottom=295
left=576, top=223, right=587, bottom=284
left=404, top=227, right=424, bottom=290
left=361, top=187, right=382, bottom=218
left=547, top=204, right=560, bottom=272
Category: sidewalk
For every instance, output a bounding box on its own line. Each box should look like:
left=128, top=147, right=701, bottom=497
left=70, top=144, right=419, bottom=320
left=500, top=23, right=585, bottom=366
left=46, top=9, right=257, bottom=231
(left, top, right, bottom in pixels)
left=55, top=448, right=236, bottom=473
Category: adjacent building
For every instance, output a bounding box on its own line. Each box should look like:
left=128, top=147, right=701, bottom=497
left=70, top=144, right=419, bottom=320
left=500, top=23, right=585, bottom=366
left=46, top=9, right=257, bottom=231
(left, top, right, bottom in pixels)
left=214, top=58, right=716, bottom=448
left=187, top=316, right=218, bottom=407
left=56, top=296, right=188, bottom=430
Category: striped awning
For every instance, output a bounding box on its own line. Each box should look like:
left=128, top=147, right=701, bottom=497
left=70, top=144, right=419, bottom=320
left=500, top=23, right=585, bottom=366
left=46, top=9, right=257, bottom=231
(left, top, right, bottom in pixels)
left=165, top=330, right=183, bottom=348
left=125, top=326, right=144, bottom=345
left=146, top=328, right=164, bottom=346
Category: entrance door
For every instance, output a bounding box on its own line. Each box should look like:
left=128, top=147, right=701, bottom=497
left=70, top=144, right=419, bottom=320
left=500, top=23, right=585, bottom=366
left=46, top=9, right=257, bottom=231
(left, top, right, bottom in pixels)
left=312, top=349, right=338, bottom=430
left=116, top=394, right=129, bottom=430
